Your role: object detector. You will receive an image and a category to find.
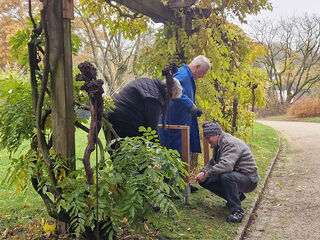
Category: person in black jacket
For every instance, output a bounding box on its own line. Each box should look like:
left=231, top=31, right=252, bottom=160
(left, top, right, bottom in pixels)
left=107, top=63, right=182, bottom=138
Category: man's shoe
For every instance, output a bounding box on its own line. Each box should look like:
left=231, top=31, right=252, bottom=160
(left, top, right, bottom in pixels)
left=190, top=184, right=199, bottom=193
left=239, top=192, right=246, bottom=201
left=226, top=210, right=244, bottom=223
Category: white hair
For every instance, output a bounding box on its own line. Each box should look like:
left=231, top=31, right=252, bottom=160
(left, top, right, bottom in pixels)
left=169, top=78, right=182, bottom=99
left=190, top=55, right=211, bottom=71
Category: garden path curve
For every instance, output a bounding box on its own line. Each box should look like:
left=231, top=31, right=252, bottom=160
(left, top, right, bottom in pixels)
left=243, top=120, right=320, bottom=240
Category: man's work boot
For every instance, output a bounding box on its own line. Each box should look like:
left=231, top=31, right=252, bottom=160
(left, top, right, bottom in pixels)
left=239, top=192, right=246, bottom=201
left=226, top=210, right=244, bottom=223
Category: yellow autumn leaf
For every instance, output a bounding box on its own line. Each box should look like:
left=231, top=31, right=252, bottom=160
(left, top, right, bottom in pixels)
left=144, top=223, right=149, bottom=231
left=2, top=228, right=9, bottom=238
left=276, top=181, right=281, bottom=185
left=43, top=223, right=56, bottom=233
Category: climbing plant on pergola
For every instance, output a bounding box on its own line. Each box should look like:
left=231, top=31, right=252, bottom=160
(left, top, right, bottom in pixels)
left=5, top=0, right=271, bottom=238
left=41, top=0, right=271, bottom=176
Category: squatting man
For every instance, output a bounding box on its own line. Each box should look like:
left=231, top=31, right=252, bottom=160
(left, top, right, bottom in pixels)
left=195, top=121, right=260, bottom=223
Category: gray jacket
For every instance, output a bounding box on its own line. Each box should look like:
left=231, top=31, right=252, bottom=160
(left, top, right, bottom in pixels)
left=201, top=131, right=259, bottom=179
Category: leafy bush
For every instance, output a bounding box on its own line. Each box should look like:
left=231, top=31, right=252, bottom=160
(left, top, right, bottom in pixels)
left=0, top=67, right=34, bottom=153
left=287, top=96, right=320, bottom=118
left=55, top=127, right=186, bottom=238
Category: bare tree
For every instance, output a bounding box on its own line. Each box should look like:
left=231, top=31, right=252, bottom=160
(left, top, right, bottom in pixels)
left=73, top=3, right=153, bottom=96
left=250, top=14, right=320, bottom=107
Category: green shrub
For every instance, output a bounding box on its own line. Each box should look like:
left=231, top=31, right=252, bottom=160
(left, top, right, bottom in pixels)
left=0, top=67, right=34, bottom=153
left=55, top=127, right=187, bottom=237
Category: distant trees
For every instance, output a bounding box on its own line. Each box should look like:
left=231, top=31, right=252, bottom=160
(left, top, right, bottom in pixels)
left=250, top=14, right=320, bottom=108
left=74, top=0, right=153, bottom=95
left=0, top=0, right=40, bottom=67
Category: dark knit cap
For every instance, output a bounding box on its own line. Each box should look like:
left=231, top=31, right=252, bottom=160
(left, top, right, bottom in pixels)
left=203, top=122, right=222, bottom=137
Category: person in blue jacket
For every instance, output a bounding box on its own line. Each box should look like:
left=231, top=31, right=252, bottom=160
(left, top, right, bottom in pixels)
left=158, top=55, right=211, bottom=191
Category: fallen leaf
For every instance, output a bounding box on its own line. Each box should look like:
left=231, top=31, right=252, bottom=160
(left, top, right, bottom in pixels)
left=43, top=223, right=56, bottom=233
left=144, top=223, right=149, bottom=231
left=2, top=228, right=8, bottom=238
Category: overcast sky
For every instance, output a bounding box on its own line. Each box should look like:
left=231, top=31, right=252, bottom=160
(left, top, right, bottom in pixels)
left=240, top=0, right=320, bottom=34
left=246, top=0, right=320, bottom=22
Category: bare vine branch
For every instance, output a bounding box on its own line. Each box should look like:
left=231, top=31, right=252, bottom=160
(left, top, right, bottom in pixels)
left=106, top=0, right=142, bottom=19
left=37, top=6, right=58, bottom=194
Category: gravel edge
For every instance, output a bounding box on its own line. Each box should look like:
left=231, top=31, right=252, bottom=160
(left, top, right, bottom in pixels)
left=233, top=132, right=283, bottom=240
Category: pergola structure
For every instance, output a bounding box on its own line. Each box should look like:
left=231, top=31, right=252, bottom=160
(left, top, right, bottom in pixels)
left=112, top=0, right=210, bottom=34
left=38, top=0, right=213, bottom=232
left=43, top=0, right=211, bottom=205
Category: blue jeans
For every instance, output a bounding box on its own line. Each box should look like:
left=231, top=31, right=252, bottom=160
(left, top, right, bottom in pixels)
left=199, top=171, right=258, bottom=213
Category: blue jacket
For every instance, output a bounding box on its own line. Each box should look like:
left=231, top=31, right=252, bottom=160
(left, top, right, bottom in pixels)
left=158, top=64, right=201, bottom=154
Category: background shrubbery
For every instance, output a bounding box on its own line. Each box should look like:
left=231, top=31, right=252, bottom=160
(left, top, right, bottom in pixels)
left=287, top=96, right=320, bottom=118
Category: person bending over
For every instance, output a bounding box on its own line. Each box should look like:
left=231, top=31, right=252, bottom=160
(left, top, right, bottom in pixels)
left=107, top=63, right=182, bottom=139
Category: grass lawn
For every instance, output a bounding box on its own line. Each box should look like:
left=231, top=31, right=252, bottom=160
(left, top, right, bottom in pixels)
left=0, top=143, right=48, bottom=239
left=262, top=114, right=320, bottom=123
left=0, top=122, right=279, bottom=239
left=0, top=128, right=104, bottom=239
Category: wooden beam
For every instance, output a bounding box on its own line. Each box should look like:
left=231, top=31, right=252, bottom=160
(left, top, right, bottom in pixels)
left=199, top=121, right=210, bottom=165
left=168, top=0, right=196, bottom=8
left=203, top=137, right=210, bottom=165
left=112, top=0, right=180, bottom=23
left=180, top=126, right=190, bottom=182
left=62, top=0, right=74, bottom=19
left=157, top=124, right=189, bottom=130
left=158, top=124, right=190, bottom=182
left=47, top=0, right=75, bottom=170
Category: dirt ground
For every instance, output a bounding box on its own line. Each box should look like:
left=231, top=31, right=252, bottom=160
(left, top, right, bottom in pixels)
left=243, top=120, right=320, bottom=240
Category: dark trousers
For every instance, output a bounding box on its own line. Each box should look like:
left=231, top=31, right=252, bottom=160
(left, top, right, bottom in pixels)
left=199, top=171, right=258, bottom=213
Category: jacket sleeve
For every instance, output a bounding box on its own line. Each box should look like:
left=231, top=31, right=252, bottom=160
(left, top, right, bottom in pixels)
left=143, top=98, right=162, bottom=130
left=201, top=157, right=215, bottom=173
left=177, top=91, right=194, bottom=109
left=206, top=143, right=241, bottom=176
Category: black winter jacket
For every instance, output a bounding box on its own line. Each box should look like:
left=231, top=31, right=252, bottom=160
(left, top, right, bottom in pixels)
left=108, top=78, right=166, bottom=137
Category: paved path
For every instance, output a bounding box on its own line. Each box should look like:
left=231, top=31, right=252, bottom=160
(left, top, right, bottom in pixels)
left=243, top=121, right=320, bottom=240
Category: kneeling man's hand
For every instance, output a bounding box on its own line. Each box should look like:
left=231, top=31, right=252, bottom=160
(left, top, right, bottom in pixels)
left=195, top=171, right=208, bottom=183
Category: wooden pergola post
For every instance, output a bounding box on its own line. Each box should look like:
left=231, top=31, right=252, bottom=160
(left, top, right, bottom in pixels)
left=45, top=0, right=75, bottom=232
left=203, top=137, right=211, bottom=165
left=158, top=124, right=191, bottom=203
left=46, top=0, right=75, bottom=171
